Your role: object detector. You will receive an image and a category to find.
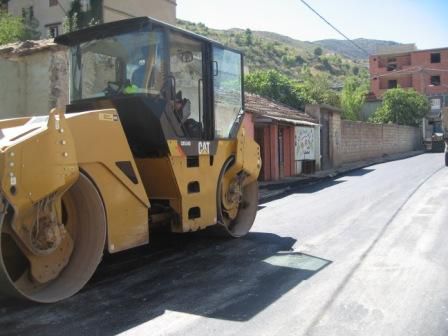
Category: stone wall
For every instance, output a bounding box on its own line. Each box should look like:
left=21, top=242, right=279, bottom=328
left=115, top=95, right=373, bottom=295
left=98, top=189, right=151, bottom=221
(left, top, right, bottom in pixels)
left=338, top=121, right=421, bottom=164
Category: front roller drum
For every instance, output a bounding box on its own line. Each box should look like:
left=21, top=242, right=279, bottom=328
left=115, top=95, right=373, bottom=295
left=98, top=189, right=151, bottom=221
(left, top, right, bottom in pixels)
left=0, top=173, right=106, bottom=303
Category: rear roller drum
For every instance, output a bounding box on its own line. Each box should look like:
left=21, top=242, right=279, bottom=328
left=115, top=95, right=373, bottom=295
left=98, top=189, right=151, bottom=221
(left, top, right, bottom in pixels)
left=0, top=173, right=106, bottom=303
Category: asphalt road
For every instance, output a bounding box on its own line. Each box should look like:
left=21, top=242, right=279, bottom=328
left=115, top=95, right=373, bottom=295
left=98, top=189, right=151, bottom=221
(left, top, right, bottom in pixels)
left=1, top=153, right=447, bottom=336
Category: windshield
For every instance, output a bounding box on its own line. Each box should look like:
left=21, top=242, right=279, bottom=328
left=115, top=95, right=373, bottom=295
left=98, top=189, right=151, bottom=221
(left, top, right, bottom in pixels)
left=70, top=29, right=165, bottom=101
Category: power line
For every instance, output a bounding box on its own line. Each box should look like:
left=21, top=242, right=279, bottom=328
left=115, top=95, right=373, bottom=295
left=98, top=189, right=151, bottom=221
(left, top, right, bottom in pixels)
left=299, top=0, right=370, bottom=57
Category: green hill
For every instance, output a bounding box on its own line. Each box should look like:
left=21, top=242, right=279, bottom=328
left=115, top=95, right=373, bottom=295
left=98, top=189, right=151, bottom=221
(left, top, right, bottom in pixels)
left=176, top=19, right=368, bottom=84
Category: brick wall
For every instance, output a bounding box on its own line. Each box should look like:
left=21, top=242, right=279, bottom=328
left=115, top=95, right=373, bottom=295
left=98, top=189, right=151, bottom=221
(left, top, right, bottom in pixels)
left=338, top=121, right=421, bottom=164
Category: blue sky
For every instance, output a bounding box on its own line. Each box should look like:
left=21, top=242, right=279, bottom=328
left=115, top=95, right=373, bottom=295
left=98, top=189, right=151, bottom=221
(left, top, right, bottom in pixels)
left=177, top=0, right=448, bottom=49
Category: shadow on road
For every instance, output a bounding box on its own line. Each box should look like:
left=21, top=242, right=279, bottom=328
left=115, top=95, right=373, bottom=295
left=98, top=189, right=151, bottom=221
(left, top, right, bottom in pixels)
left=342, top=168, right=375, bottom=177
left=260, top=167, right=376, bottom=203
left=0, top=232, right=331, bottom=336
left=261, top=179, right=345, bottom=203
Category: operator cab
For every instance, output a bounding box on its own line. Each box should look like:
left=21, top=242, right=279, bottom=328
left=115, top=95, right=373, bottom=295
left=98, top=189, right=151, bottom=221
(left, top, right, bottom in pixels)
left=56, top=17, right=244, bottom=157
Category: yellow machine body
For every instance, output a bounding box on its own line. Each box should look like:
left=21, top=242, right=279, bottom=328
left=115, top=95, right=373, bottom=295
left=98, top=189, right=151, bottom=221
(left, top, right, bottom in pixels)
left=0, top=109, right=261, bottom=254
left=0, top=16, right=261, bottom=303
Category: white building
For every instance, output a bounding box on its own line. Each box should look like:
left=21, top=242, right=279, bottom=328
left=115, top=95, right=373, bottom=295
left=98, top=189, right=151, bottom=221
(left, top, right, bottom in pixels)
left=7, top=0, right=177, bottom=38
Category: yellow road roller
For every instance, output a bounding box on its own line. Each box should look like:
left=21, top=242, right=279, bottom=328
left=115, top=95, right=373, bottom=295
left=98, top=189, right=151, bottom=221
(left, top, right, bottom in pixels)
left=0, top=17, right=261, bottom=303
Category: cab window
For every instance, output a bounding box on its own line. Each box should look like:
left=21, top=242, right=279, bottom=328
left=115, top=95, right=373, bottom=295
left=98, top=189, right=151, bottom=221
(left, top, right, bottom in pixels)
left=70, top=29, right=165, bottom=101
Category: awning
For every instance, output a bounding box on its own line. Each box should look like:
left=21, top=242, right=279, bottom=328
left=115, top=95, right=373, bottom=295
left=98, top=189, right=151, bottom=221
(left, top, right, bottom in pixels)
left=255, top=115, right=319, bottom=126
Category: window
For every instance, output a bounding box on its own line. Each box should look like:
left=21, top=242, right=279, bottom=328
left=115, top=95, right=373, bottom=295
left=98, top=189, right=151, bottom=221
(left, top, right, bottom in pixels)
left=49, top=0, right=58, bottom=7
left=387, top=63, right=397, bottom=71
left=388, top=80, right=397, bottom=89
left=430, top=98, right=441, bottom=111
left=22, top=6, right=34, bottom=19
left=430, top=75, right=441, bottom=86
left=431, top=53, right=441, bottom=63
left=213, top=46, right=243, bottom=138
left=47, top=24, right=59, bottom=38
left=70, top=30, right=165, bottom=101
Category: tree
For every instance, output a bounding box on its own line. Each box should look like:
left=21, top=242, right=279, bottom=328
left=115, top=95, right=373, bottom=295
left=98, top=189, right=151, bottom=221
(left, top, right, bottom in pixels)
left=21, top=6, right=40, bottom=40
left=244, top=28, right=253, bottom=46
left=340, top=76, right=368, bottom=120
left=245, top=69, right=312, bottom=109
left=63, top=11, right=79, bottom=33
left=314, top=46, right=323, bottom=57
left=63, top=0, right=101, bottom=33
left=0, top=10, right=25, bottom=45
left=370, top=88, right=429, bottom=126
left=301, top=71, right=340, bottom=107
left=245, top=69, right=342, bottom=109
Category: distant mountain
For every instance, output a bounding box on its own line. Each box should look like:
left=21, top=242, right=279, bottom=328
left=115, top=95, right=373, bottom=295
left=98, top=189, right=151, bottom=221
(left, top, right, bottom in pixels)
left=315, top=38, right=401, bottom=60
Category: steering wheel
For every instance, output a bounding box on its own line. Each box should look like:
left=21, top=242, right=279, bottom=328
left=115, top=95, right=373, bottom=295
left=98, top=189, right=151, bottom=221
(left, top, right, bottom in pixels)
left=104, top=81, right=123, bottom=96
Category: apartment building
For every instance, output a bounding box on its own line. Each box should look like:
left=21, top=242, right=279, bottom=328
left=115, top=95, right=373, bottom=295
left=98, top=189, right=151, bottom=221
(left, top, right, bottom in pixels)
left=6, top=0, right=177, bottom=38
left=369, top=45, right=448, bottom=118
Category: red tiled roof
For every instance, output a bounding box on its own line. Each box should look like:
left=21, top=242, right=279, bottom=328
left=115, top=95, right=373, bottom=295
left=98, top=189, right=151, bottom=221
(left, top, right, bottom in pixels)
left=244, top=93, right=317, bottom=124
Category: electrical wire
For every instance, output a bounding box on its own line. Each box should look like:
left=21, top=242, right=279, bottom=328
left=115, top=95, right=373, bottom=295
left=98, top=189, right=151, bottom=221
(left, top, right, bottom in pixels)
left=299, top=0, right=371, bottom=57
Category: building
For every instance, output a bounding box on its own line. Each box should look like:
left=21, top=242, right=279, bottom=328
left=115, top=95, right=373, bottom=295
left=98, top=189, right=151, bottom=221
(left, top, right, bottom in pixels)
left=369, top=45, right=448, bottom=117
left=244, top=94, right=320, bottom=181
left=6, top=0, right=177, bottom=38
left=369, top=45, right=448, bottom=149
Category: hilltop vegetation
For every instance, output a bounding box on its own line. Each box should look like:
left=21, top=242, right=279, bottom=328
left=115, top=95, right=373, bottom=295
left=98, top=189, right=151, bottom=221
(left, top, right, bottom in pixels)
left=177, top=19, right=368, bottom=84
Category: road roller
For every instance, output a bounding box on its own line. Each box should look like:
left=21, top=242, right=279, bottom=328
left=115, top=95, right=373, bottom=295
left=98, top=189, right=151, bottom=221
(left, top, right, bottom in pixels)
left=0, top=17, right=261, bottom=303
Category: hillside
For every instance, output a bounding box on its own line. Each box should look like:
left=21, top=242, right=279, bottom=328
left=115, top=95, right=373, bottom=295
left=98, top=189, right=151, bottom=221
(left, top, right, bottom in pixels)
left=315, top=38, right=401, bottom=60
left=176, top=19, right=368, bottom=84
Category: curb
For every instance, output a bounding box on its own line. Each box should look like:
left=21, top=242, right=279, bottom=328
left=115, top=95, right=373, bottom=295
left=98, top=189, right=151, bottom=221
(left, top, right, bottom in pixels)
left=259, top=150, right=425, bottom=203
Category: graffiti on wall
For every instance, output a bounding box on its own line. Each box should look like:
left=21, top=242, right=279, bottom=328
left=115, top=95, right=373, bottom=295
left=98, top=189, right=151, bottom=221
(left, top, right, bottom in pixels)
left=295, top=127, right=315, bottom=160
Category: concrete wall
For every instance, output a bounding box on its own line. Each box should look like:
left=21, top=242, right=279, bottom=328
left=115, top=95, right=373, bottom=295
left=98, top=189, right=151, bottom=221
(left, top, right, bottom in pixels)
left=338, top=121, right=421, bottom=165
left=0, top=46, right=69, bottom=119
left=8, top=0, right=177, bottom=37
left=305, top=104, right=342, bottom=169
left=104, top=0, right=177, bottom=24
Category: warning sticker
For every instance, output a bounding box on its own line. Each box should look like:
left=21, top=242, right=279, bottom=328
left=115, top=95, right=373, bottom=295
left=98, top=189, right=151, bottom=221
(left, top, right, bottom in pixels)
left=99, top=113, right=118, bottom=122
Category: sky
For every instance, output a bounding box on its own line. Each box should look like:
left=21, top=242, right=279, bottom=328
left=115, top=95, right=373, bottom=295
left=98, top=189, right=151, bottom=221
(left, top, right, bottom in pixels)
left=177, top=0, right=448, bottom=50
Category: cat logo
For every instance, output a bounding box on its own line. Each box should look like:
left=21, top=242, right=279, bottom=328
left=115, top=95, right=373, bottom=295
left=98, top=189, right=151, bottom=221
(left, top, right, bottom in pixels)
left=198, top=141, right=210, bottom=155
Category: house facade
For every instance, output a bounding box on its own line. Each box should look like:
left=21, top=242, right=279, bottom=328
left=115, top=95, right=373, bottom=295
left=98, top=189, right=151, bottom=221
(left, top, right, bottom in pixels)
left=6, top=0, right=177, bottom=38
left=369, top=46, right=448, bottom=118
left=244, top=94, right=320, bottom=181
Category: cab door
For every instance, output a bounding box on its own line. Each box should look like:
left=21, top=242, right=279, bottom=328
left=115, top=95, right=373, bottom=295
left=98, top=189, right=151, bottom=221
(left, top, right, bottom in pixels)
left=168, top=31, right=207, bottom=140
left=212, top=46, right=244, bottom=139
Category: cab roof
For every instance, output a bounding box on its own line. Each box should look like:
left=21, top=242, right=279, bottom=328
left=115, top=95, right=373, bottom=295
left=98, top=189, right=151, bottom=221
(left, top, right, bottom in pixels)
left=55, top=16, right=241, bottom=55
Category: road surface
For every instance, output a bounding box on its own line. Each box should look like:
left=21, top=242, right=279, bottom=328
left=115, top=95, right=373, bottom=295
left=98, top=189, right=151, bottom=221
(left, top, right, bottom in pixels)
left=1, top=153, right=447, bottom=336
